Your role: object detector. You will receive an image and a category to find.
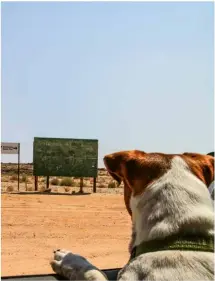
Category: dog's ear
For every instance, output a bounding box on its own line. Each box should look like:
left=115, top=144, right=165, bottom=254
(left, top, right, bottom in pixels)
left=103, top=152, right=124, bottom=186
left=104, top=150, right=146, bottom=216
left=182, top=153, right=214, bottom=187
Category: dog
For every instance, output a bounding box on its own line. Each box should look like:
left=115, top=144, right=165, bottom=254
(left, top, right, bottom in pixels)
left=51, top=150, right=214, bottom=280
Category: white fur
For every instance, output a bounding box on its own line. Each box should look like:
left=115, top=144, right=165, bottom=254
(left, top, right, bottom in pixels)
left=130, top=156, right=214, bottom=245
left=50, top=156, right=214, bottom=280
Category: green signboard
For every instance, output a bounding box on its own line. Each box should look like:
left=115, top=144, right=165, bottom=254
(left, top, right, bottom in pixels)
left=33, top=137, right=98, bottom=177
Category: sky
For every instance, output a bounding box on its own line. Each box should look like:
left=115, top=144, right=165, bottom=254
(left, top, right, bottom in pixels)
left=1, top=2, right=214, bottom=167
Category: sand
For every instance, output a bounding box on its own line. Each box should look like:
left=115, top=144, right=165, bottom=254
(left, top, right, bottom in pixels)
left=1, top=193, right=131, bottom=276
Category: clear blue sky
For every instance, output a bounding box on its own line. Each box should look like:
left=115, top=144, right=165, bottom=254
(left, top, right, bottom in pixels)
left=2, top=2, right=214, bottom=167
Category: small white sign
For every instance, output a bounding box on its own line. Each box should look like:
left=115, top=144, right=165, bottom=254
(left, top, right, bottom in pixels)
left=1, top=142, right=20, bottom=155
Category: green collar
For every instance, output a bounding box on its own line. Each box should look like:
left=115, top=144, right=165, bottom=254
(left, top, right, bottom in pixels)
left=130, top=235, right=214, bottom=260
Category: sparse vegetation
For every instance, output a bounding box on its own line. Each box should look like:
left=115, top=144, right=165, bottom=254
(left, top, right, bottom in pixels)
left=52, top=186, right=58, bottom=193
left=64, top=186, right=71, bottom=193
left=1, top=163, right=122, bottom=194
left=50, top=178, right=60, bottom=186
left=6, top=186, right=14, bottom=192
left=1, top=176, right=9, bottom=182
left=20, top=174, right=28, bottom=183
left=108, top=180, right=117, bottom=189
left=40, top=177, right=46, bottom=183
left=60, top=177, right=75, bottom=187
left=10, top=175, right=18, bottom=181
left=26, top=186, right=33, bottom=192
left=39, top=186, right=46, bottom=192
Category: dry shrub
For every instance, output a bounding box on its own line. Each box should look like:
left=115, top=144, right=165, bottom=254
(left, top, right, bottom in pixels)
left=51, top=178, right=60, bottom=186
left=40, top=177, right=46, bottom=183
left=84, top=180, right=91, bottom=187
left=10, top=175, right=18, bottom=181
left=26, top=186, right=33, bottom=191
left=20, top=174, right=28, bottom=183
left=108, top=180, right=117, bottom=189
left=64, top=186, right=71, bottom=193
left=99, top=183, right=106, bottom=188
left=60, top=177, right=74, bottom=187
left=1, top=176, right=9, bottom=182
left=39, top=186, right=46, bottom=192
left=6, top=185, right=14, bottom=192
left=52, top=186, right=58, bottom=193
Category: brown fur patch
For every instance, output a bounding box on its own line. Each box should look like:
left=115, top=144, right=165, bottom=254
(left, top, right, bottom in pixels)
left=182, top=153, right=214, bottom=187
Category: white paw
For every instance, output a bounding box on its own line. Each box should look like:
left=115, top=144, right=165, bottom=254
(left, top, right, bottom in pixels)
left=50, top=249, right=108, bottom=280
left=50, top=249, right=70, bottom=275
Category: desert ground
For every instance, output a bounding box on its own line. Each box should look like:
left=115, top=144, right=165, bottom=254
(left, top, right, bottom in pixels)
left=1, top=164, right=131, bottom=277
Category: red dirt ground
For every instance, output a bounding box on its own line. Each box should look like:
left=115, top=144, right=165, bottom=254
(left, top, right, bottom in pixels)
left=1, top=193, right=131, bottom=276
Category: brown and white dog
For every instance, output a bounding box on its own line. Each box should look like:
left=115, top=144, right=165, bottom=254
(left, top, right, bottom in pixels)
left=51, top=150, right=214, bottom=281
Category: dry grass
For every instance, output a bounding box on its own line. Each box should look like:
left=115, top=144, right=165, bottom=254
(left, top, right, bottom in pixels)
left=64, top=186, right=71, bottom=193
left=26, top=186, right=34, bottom=192
left=10, top=175, right=18, bottom=181
left=38, top=186, right=46, bottom=192
left=40, top=177, right=46, bottom=183
left=51, top=186, right=58, bottom=193
left=108, top=180, right=118, bottom=189
left=60, top=177, right=75, bottom=187
left=1, top=176, right=9, bottom=182
left=50, top=178, right=60, bottom=185
left=6, top=186, right=14, bottom=192
left=20, top=174, right=30, bottom=183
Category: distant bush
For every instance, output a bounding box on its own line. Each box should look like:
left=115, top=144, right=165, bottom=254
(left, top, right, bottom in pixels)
left=108, top=180, right=117, bottom=189
left=6, top=185, right=14, bottom=192
left=39, top=186, right=46, bottom=192
left=20, top=174, right=28, bottom=183
left=26, top=186, right=33, bottom=191
left=51, top=178, right=60, bottom=186
left=64, top=186, right=71, bottom=193
left=60, top=177, right=74, bottom=187
left=1, top=176, right=9, bottom=182
left=10, top=175, right=18, bottom=181
left=40, top=177, right=46, bottom=183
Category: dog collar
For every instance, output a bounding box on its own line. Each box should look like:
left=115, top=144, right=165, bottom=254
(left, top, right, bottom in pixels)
left=130, top=235, right=214, bottom=260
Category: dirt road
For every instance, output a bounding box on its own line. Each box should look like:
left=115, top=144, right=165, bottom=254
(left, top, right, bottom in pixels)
left=1, top=193, right=131, bottom=276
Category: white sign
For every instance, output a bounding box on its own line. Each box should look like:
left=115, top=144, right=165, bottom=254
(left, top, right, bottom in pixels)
left=1, top=142, right=20, bottom=155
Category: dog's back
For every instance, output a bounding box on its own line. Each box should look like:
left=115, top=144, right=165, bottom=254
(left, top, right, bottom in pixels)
left=119, top=251, right=213, bottom=281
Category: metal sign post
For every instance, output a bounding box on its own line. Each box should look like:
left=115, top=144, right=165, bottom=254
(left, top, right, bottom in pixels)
left=18, top=144, right=20, bottom=191
left=1, top=142, right=20, bottom=191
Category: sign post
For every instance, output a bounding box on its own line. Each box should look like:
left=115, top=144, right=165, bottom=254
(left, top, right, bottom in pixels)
left=80, top=178, right=83, bottom=193
left=18, top=143, right=20, bottom=191
left=1, top=142, right=20, bottom=191
left=46, top=176, right=50, bottom=190
left=93, top=177, right=97, bottom=193
left=35, top=176, right=38, bottom=191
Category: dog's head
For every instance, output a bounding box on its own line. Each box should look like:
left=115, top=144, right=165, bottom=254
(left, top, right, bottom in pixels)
left=103, top=150, right=214, bottom=216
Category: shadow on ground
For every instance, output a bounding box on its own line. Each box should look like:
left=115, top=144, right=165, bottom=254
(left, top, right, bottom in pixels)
left=2, top=191, right=91, bottom=196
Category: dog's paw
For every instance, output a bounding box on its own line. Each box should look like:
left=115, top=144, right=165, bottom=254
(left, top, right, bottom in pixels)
left=50, top=249, right=108, bottom=280
left=50, top=249, right=68, bottom=275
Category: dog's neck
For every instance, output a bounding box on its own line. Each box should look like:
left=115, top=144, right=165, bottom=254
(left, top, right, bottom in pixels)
left=130, top=156, right=214, bottom=247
